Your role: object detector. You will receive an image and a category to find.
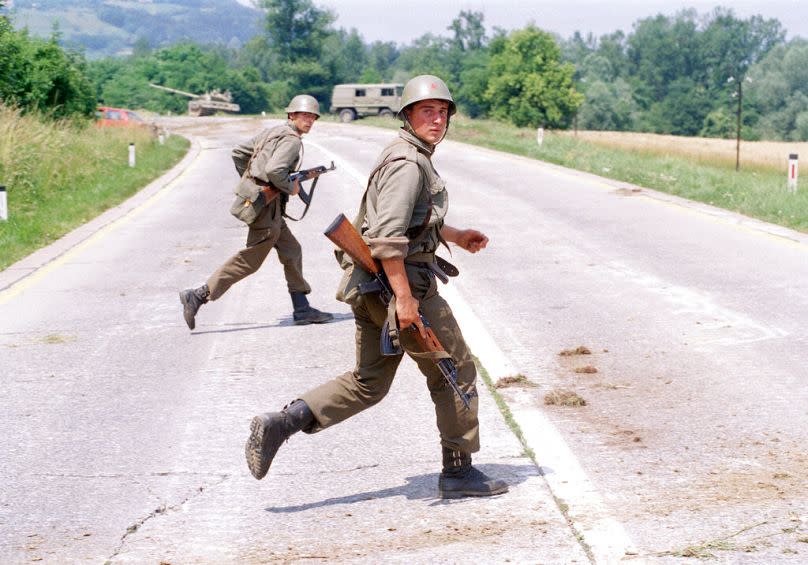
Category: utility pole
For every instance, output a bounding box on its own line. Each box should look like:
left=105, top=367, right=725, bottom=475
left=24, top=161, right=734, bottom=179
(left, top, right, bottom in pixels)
left=728, top=75, right=752, bottom=172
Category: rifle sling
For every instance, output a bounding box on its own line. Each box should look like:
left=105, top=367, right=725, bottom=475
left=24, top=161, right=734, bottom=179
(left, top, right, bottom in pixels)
left=283, top=175, right=318, bottom=222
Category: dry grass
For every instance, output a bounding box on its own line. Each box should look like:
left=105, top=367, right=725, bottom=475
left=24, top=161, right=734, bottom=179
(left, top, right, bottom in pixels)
left=558, top=130, right=807, bottom=173
left=559, top=345, right=592, bottom=356
left=494, top=374, right=536, bottom=388
left=574, top=365, right=598, bottom=374
left=0, top=103, right=188, bottom=270
left=544, top=389, right=587, bottom=407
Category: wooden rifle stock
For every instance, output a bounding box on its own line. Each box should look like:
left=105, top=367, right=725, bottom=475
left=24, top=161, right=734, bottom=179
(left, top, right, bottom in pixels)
left=323, top=213, right=472, bottom=409
left=323, top=213, right=381, bottom=276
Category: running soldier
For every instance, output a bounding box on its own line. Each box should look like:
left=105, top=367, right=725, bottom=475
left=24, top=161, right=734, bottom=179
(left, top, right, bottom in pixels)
left=179, top=95, right=334, bottom=329
left=244, top=76, right=507, bottom=499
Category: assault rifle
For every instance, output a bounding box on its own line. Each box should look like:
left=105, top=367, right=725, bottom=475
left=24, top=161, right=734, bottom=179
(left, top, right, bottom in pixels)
left=284, top=161, right=337, bottom=220
left=324, top=213, right=472, bottom=409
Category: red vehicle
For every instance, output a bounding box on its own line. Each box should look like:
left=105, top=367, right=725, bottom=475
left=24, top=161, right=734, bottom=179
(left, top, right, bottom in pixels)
left=95, top=106, right=147, bottom=127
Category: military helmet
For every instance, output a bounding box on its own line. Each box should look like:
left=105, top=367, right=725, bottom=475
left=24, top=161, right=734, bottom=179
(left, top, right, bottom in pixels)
left=285, top=94, right=320, bottom=117
left=397, top=75, right=456, bottom=120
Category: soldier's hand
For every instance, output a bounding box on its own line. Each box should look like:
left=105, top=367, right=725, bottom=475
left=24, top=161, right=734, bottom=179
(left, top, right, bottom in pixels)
left=290, top=178, right=301, bottom=196
left=396, top=295, right=425, bottom=338
left=456, top=229, right=489, bottom=253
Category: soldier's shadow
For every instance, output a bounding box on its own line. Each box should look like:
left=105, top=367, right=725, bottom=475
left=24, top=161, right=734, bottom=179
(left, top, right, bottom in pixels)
left=265, top=463, right=536, bottom=512
left=191, top=312, right=354, bottom=335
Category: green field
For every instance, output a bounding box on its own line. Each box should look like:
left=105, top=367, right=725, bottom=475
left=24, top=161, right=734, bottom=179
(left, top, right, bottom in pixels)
left=360, top=115, right=808, bottom=234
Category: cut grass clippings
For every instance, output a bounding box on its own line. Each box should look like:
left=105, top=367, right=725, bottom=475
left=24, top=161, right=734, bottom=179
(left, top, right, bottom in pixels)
left=559, top=346, right=592, bottom=356
left=494, top=374, right=537, bottom=388
left=544, top=389, right=587, bottom=407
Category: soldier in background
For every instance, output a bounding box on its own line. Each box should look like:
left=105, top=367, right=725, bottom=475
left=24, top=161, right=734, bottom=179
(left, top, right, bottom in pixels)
left=243, top=76, right=508, bottom=499
left=179, top=95, right=334, bottom=330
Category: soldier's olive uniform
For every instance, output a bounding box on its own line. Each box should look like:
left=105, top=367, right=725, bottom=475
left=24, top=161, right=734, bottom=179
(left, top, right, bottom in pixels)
left=244, top=76, right=505, bottom=498
left=299, top=128, right=480, bottom=454
left=206, top=122, right=311, bottom=301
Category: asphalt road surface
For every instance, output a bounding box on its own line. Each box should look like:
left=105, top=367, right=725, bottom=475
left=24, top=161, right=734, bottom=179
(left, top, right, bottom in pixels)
left=1, top=116, right=806, bottom=564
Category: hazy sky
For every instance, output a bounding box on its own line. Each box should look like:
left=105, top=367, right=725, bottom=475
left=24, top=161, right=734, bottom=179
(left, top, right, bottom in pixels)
left=280, top=0, right=806, bottom=44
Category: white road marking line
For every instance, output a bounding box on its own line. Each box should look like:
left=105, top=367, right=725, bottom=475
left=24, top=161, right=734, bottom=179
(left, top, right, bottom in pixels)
left=440, top=282, right=641, bottom=564
left=324, top=144, right=641, bottom=563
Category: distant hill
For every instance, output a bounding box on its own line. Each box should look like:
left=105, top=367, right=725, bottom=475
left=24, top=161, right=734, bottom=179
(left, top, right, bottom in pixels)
left=7, top=0, right=262, bottom=59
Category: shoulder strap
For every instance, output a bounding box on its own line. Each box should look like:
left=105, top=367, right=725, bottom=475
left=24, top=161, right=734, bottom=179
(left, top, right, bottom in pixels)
left=244, top=127, right=299, bottom=181
left=350, top=156, right=412, bottom=229
left=352, top=155, right=436, bottom=231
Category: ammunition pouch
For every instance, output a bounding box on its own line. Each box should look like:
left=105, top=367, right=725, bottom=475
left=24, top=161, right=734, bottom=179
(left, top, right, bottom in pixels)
left=334, top=248, right=373, bottom=305
left=230, top=176, right=280, bottom=225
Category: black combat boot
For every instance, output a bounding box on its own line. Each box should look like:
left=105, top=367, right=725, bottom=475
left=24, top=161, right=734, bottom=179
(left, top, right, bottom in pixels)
left=290, top=291, right=334, bottom=325
left=245, top=399, right=315, bottom=480
left=179, top=284, right=209, bottom=330
left=438, top=446, right=509, bottom=499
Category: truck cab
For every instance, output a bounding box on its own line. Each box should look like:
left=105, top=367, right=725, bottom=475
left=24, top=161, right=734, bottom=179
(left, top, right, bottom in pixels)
left=330, top=83, right=404, bottom=122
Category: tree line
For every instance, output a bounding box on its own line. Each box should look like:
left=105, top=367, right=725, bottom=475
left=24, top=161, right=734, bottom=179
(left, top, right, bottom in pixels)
left=2, top=0, right=807, bottom=141
left=563, top=8, right=807, bottom=141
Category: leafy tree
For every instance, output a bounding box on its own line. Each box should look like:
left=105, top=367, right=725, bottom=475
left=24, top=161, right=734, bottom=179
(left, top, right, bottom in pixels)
left=321, top=28, right=367, bottom=84
left=577, top=78, right=636, bottom=130
left=701, top=8, right=784, bottom=92
left=746, top=39, right=808, bottom=140
left=0, top=17, right=96, bottom=118
left=448, top=10, right=486, bottom=52
left=256, top=0, right=333, bottom=65
left=482, top=26, right=583, bottom=128
left=397, top=33, right=453, bottom=81
left=251, top=0, right=336, bottom=105
left=365, top=41, right=399, bottom=81
left=87, top=42, right=272, bottom=114
left=626, top=11, right=703, bottom=103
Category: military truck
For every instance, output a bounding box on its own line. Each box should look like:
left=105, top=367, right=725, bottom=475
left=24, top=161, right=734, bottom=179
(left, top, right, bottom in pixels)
left=330, top=83, right=404, bottom=122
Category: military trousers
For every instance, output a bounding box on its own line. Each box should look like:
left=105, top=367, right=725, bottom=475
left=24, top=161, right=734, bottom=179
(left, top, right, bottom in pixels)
left=300, top=270, right=480, bottom=453
left=206, top=201, right=311, bottom=301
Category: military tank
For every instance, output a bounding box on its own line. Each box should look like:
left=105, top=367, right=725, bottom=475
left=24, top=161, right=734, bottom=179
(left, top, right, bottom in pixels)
left=148, top=83, right=240, bottom=116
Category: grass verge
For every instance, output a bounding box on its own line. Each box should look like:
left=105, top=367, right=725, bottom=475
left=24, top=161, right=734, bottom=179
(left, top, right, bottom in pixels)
left=359, top=115, right=808, bottom=234
left=0, top=105, right=189, bottom=271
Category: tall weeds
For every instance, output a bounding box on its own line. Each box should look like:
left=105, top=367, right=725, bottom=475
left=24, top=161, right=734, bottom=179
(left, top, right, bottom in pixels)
left=0, top=104, right=188, bottom=270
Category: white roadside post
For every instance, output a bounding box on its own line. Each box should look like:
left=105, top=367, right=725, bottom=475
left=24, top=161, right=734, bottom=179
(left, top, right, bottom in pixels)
left=128, top=143, right=136, bottom=168
left=0, top=185, right=7, bottom=221
left=537, top=126, right=544, bottom=146
left=787, top=153, right=798, bottom=193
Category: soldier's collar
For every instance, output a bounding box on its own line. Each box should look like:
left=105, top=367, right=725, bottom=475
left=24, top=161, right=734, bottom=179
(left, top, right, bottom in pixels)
left=286, top=120, right=302, bottom=136
left=398, top=128, right=434, bottom=155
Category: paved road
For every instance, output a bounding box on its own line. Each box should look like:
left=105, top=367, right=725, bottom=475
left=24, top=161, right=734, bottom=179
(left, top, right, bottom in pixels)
left=1, top=116, right=806, bottom=563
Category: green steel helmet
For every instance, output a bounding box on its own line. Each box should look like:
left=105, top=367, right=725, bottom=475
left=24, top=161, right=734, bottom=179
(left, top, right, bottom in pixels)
left=397, top=75, right=456, bottom=120
left=285, top=94, right=320, bottom=117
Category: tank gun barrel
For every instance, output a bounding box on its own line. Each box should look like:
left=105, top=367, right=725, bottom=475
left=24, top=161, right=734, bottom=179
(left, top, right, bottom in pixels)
left=148, top=83, right=198, bottom=99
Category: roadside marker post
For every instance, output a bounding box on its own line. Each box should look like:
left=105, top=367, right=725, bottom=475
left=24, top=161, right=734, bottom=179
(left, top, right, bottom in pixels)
left=0, top=185, right=7, bottom=221
left=537, top=127, right=544, bottom=146
left=788, top=153, right=798, bottom=193
left=128, top=143, right=136, bottom=168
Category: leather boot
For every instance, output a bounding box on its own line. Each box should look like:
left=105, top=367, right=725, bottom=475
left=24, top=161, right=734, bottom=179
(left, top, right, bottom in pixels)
left=291, top=291, right=334, bottom=325
left=179, top=284, right=209, bottom=330
left=245, top=399, right=314, bottom=480
left=438, top=447, right=509, bottom=499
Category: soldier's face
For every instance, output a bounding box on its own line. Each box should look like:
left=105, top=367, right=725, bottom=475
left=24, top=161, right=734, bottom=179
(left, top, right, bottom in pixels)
left=407, top=100, right=450, bottom=145
left=290, top=112, right=318, bottom=134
